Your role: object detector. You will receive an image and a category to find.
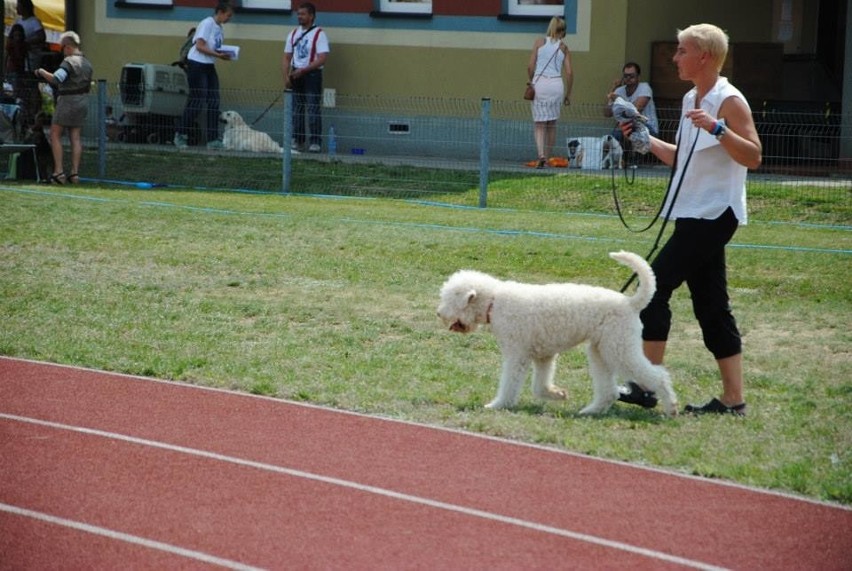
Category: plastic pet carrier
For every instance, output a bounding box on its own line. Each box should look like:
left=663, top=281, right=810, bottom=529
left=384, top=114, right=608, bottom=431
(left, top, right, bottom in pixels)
left=118, top=63, right=188, bottom=144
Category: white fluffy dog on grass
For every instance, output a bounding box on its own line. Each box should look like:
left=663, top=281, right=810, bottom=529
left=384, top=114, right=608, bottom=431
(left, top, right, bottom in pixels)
left=220, top=110, right=285, bottom=153
left=437, top=251, right=677, bottom=416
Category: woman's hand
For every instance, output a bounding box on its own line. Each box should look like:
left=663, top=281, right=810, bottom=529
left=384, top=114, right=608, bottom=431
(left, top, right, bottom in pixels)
left=685, top=109, right=717, bottom=133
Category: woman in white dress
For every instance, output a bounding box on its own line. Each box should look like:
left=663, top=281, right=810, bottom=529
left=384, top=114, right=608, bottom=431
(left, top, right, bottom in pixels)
left=526, top=16, right=574, bottom=168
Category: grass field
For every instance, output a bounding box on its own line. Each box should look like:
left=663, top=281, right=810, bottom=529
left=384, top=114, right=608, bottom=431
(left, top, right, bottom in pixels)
left=2, top=179, right=850, bottom=504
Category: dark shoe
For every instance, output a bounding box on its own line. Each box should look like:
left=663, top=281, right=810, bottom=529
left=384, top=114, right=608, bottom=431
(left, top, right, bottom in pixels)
left=536, top=157, right=546, bottom=169
left=684, top=398, right=746, bottom=416
left=49, top=172, right=66, bottom=185
left=617, top=381, right=658, bottom=409
left=67, top=173, right=79, bottom=184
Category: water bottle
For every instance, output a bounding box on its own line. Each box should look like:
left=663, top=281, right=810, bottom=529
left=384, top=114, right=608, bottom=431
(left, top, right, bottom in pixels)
left=328, top=125, right=337, bottom=156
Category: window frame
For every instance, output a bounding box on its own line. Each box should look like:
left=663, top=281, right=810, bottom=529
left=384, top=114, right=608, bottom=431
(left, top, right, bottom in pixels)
left=114, top=0, right=173, bottom=6
left=238, top=0, right=291, bottom=10
left=378, top=0, right=432, bottom=15
left=506, top=1, right=564, bottom=17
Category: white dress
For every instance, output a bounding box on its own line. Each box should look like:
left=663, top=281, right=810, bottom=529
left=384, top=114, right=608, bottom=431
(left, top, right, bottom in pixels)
left=531, top=38, right=565, bottom=122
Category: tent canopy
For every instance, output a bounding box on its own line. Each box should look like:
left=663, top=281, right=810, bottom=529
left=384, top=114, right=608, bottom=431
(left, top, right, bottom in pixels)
left=5, top=0, right=65, bottom=39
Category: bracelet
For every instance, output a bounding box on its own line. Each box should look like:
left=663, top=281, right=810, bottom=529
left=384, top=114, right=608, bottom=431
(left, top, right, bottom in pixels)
left=710, top=121, right=722, bottom=136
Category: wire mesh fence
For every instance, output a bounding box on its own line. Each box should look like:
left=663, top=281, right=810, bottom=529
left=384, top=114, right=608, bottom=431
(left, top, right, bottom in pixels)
left=6, top=72, right=847, bottom=225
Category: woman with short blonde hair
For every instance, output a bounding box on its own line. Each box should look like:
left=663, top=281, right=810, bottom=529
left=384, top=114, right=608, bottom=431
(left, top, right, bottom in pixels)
left=617, top=23, right=762, bottom=416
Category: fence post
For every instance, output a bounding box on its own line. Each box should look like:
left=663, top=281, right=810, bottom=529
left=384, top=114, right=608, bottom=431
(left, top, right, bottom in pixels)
left=97, top=79, right=106, bottom=179
left=282, top=89, right=293, bottom=193
left=479, top=97, right=491, bottom=208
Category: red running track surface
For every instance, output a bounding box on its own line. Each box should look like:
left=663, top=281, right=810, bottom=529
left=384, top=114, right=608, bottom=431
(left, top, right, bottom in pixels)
left=1, top=357, right=850, bottom=570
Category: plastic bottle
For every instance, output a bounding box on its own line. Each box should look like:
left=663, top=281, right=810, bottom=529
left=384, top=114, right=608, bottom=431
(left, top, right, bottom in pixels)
left=328, top=125, right=337, bottom=156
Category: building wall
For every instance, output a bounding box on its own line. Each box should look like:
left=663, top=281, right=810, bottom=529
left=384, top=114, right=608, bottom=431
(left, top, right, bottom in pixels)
left=80, top=0, right=774, bottom=105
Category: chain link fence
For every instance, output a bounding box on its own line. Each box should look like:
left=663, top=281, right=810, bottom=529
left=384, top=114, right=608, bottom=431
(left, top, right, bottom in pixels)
left=6, top=70, right=846, bottom=225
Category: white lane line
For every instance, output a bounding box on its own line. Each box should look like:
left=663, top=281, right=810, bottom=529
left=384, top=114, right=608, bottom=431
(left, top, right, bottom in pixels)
left=2, top=413, right=727, bottom=570
left=0, top=503, right=264, bottom=571
left=5, top=356, right=844, bottom=512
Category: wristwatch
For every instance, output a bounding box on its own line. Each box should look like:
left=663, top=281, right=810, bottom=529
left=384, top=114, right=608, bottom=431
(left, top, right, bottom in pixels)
left=713, top=118, right=727, bottom=140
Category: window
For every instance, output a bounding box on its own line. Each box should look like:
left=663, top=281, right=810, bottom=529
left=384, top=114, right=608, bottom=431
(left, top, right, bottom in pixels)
left=379, top=0, right=432, bottom=15
left=507, top=0, right=564, bottom=17
left=239, top=0, right=290, bottom=9
left=118, top=0, right=173, bottom=5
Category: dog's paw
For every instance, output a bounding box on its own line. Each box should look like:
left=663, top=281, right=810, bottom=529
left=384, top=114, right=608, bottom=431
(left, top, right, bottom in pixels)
left=485, top=399, right=509, bottom=410
left=578, top=402, right=610, bottom=415
left=660, top=398, right=679, bottom=417
left=538, top=386, right=568, bottom=401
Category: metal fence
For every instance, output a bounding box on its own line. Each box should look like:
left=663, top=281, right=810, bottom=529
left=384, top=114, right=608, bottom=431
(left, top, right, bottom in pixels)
left=5, top=71, right=848, bottom=225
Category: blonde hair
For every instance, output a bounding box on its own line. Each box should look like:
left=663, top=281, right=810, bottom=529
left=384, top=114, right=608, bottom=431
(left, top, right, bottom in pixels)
left=677, top=24, right=728, bottom=72
left=59, top=31, right=81, bottom=48
left=546, top=16, right=566, bottom=40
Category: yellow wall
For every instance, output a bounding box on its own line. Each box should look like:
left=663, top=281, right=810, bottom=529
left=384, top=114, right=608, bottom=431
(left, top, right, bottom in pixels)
left=79, top=0, right=774, bottom=105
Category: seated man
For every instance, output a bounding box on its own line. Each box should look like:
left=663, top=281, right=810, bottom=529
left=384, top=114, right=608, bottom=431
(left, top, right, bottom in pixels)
left=604, top=62, right=659, bottom=152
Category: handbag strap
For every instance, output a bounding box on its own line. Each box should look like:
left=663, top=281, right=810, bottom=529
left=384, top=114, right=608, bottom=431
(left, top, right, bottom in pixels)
left=530, top=39, right=563, bottom=85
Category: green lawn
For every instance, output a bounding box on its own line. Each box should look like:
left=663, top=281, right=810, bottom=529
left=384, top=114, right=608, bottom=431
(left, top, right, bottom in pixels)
left=2, top=181, right=850, bottom=504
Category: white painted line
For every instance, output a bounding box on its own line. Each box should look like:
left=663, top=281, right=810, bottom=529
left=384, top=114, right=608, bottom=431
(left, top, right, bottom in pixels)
left=4, top=355, right=847, bottom=512
left=2, top=413, right=726, bottom=571
left=0, top=502, right=265, bottom=571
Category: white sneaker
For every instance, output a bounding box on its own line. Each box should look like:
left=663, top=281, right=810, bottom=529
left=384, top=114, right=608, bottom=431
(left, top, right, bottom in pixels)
left=173, top=133, right=188, bottom=149
left=206, top=139, right=223, bottom=150
left=308, top=143, right=321, bottom=153
left=291, top=140, right=301, bottom=151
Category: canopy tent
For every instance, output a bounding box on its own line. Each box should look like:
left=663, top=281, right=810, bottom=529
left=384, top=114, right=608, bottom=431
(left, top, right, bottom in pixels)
left=5, top=0, right=66, bottom=44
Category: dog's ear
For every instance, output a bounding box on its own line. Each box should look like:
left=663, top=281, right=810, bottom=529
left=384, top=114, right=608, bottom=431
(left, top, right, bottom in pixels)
left=465, top=289, right=477, bottom=306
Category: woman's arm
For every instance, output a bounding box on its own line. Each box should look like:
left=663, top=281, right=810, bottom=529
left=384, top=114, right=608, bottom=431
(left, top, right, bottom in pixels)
left=685, top=96, right=762, bottom=170
left=526, top=38, right=543, bottom=81
left=562, top=45, right=573, bottom=104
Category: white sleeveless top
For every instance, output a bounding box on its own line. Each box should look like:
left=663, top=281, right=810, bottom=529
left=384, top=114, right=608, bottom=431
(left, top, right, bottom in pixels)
left=664, top=77, right=749, bottom=225
left=534, top=38, right=564, bottom=79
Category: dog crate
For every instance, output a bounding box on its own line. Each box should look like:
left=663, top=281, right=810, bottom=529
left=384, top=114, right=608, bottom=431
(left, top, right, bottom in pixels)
left=119, top=63, right=188, bottom=144
left=120, top=63, right=187, bottom=115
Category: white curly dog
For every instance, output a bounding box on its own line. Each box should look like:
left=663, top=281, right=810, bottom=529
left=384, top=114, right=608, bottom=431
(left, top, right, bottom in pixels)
left=220, top=110, right=286, bottom=153
left=437, top=251, right=677, bottom=416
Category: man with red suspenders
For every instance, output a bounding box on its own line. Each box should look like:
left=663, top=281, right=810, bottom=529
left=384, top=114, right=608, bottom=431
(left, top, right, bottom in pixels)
left=283, top=2, right=330, bottom=153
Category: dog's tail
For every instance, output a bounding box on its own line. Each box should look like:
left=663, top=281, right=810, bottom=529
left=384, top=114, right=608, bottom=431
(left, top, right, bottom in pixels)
left=609, top=251, right=656, bottom=311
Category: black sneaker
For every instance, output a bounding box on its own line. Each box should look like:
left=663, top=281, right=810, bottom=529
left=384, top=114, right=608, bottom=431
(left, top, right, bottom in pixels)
left=617, top=381, right=658, bottom=409
left=684, top=398, right=746, bottom=416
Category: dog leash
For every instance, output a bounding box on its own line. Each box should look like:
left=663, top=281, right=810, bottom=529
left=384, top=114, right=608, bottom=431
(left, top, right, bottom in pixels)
left=252, top=25, right=319, bottom=127
left=619, top=121, right=700, bottom=293
left=251, top=92, right=282, bottom=127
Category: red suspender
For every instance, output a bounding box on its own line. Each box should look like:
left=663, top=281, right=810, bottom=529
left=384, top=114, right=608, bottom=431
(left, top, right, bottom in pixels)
left=309, top=27, right=322, bottom=63
left=291, top=26, right=322, bottom=64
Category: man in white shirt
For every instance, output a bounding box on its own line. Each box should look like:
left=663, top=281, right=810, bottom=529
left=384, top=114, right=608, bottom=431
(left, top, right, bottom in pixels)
left=283, top=2, right=330, bottom=153
left=604, top=62, right=659, bottom=155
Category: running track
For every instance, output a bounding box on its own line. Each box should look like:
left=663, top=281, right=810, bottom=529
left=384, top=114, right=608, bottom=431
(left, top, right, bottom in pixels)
left=1, top=357, right=850, bottom=570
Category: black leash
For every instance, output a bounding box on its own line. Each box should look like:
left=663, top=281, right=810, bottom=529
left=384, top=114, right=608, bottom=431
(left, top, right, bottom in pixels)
left=251, top=92, right=282, bottom=126
left=619, top=122, right=700, bottom=293
left=252, top=25, right=319, bottom=127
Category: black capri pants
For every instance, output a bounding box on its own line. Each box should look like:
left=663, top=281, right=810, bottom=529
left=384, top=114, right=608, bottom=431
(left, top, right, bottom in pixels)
left=640, top=207, right=742, bottom=359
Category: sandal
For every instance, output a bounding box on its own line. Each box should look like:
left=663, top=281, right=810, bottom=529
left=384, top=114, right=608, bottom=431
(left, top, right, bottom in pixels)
left=684, top=398, right=747, bottom=416
left=536, top=157, right=547, bottom=169
left=49, top=172, right=66, bottom=185
left=67, top=173, right=80, bottom=184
